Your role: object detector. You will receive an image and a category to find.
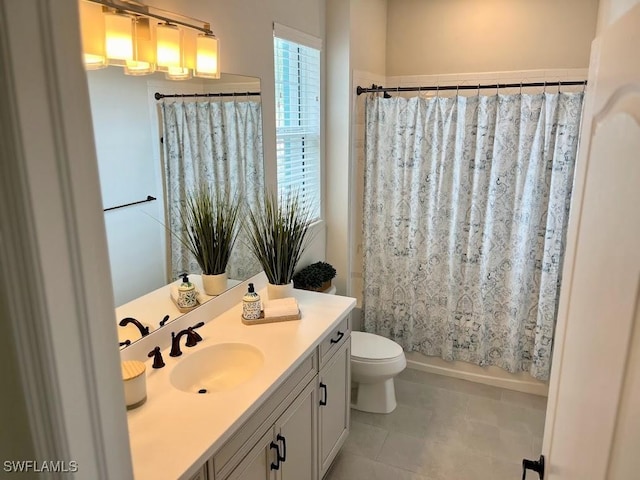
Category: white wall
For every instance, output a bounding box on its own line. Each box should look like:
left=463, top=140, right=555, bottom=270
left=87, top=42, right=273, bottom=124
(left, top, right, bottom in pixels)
left=598, top=0, right=640, bottom=30
left=87, top=68, right=166, bottom=306
left=351, top=0, right=387, bottom=76
left=386, top=0, right=599, bottom=76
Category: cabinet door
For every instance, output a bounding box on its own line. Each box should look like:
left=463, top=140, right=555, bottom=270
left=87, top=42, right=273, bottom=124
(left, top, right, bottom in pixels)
left=277, top=380, right=318, bottom=480
left=225, top=428, right=276, bottom=480
left=318, top=339, right=350, bottom=476
left=188, top=464, right=208, bottom=480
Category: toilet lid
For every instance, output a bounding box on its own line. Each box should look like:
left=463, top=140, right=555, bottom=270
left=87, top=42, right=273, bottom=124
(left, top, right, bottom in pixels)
left=351, top=331, right=404, bottom=360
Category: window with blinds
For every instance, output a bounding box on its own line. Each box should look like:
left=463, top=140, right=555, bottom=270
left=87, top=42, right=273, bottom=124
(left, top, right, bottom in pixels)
left=274, top=25, right=321, bottom=221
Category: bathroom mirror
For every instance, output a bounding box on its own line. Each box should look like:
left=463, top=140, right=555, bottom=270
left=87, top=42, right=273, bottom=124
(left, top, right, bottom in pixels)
left=85, top=68, right=264, bottom=346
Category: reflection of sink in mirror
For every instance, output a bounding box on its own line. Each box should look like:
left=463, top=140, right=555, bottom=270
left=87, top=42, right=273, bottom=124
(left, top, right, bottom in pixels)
left=170, top=343, right=264, bottom=394
left=86, top=67, right=265, bottom=345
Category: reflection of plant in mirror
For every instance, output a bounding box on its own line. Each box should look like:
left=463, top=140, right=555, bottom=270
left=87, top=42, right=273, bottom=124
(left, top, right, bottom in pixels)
left=180, top=186, right=241, bottom=276
left=245, top=191, right=313, bottom=285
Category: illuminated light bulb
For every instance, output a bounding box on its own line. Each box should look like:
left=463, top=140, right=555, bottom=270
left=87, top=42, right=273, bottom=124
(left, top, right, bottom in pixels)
left=79, top=0, right=107, bottom=70
left=104, top=11, right=134, bottom=65
left=165, top=66, right=192, bottom=80
left=156, top=23, right=182, bottom=70
left=195, top=34, right=219, bottom=79
left=125, top=17, right=156, bottom=75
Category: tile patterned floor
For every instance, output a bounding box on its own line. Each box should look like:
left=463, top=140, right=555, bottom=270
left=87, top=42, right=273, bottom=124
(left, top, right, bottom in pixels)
left=324, top=369, right=547, bottom=480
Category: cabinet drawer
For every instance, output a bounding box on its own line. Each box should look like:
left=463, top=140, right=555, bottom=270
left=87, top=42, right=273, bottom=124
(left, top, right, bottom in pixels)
left=213, top=350, right=318, bottom=478
left=319, top=315, right=350, bottom=367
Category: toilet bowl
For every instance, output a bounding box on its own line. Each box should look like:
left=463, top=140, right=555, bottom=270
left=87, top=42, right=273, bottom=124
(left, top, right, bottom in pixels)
left=351, top=331, right=406, bottom=414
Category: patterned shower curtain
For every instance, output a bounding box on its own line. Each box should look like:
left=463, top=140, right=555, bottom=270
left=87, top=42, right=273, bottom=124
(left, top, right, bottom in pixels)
left=362, top=92, right=584, bottom=380
left=160, top=99, right=264, bottom=282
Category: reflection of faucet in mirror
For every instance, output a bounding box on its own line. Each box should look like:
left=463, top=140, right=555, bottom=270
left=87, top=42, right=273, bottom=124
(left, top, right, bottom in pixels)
left=86, top=68, right=266, bottom=348
left=119, top=317, right=150, bottom=337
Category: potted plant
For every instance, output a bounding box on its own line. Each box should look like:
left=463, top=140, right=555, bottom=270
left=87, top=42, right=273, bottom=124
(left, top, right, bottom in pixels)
left=245, top=190, right=313, bottom=299
left=293, top=262, right=336, bottom=292
left=180, top=185, right=241, bottom=295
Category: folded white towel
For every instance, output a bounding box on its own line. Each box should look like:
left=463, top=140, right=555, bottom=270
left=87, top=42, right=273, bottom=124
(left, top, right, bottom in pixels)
left=170, top=285, right=179, bottom=302
left=264, top=298, right=299, bottom=318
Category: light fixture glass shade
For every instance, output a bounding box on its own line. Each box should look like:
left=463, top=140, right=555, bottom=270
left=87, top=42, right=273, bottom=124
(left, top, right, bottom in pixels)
left=195, top=34, right=220, bottom=79
left=79, top=0, right=107, bottom=70
left=104, top=11, right=134, bottom=65
left=156, top=23, right=182, bottom=70
left=165, top=66, right=192, bottom=80
left=125, top=17, right=156, bottom=75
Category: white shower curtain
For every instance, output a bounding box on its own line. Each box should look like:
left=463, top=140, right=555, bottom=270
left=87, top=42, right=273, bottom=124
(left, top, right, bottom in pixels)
left=160, top=99, right=264, bottom=281
left=363, top=92, right=584, bottom=380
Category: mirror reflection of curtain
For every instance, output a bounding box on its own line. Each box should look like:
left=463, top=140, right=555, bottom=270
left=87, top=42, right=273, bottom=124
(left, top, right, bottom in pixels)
left=160, top=98, right=264, bottom=281
left=363, top=92, right=584, bottom=380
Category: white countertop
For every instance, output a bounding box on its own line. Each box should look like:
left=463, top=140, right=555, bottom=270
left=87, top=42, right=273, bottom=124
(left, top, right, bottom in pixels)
left=126, top=287, right=355, bottom=480
left=115, top=275, right=242, bottom=343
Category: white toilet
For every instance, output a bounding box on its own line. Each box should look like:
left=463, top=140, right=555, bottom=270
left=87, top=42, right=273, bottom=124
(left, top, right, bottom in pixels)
left=351, top=331, right=407, bottom=414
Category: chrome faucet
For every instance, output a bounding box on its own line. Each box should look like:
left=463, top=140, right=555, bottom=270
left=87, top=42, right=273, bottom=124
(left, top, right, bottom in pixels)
left=119, top=317, right=150, bottom=337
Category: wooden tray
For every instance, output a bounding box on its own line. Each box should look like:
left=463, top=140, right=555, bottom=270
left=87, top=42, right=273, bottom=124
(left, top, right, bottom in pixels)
left=170, top=295, right=199, bottom=314
left=242, top=310, right=301, bottom=325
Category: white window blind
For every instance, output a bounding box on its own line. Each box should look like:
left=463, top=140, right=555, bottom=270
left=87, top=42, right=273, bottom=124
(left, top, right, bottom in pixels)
left=274, top=24, right=321, bottom=220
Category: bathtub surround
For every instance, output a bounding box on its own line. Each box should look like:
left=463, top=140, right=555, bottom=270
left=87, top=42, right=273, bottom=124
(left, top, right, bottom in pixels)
left=362, top=91, right=584, bottom=380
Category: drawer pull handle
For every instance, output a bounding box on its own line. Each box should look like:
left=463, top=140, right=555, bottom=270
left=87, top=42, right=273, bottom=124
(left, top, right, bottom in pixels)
left=277, top=434, right=287, bottom=462
left=270, top=442, right=280, bottom=470
left=319, top=382, right=328, bottom=406
left=330, top=331, right=344, bottom=344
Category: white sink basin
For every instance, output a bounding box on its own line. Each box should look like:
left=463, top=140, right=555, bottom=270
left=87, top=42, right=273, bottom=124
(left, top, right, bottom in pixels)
left=170, top=343, right=264, bottom=394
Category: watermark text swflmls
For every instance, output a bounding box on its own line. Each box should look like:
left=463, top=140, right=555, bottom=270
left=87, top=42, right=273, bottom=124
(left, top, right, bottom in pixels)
left=3, top=460, right=79, bottom=473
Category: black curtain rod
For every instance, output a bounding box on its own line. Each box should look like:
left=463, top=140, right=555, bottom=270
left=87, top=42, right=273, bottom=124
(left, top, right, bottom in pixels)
left=155, top=91, right=261, bottom=100
left=356, top=80, right=587, bottom=96
left=104, top=195, right=156, bottom=212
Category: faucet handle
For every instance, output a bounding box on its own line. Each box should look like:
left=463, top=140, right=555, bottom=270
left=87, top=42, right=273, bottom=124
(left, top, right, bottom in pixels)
left=159, top=315, right=170, bottom=327
left=148, top=346, right=165, bottom=369
left=119, top=340, right=131, bottom=347
left=187, top=322, right=205, bottom=345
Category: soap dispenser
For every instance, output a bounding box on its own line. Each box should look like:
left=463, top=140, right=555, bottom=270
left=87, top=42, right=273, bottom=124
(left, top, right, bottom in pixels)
left=242, top=283, right=262, bottom=320
left=177, top=273, right=198, bottom=309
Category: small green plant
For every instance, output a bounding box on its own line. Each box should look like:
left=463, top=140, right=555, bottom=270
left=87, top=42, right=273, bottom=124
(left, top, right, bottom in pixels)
left=180, top=185, right=241, bottom=275
left=245, top=190, right=313, bottom=285
left=293, top=261, right=337, bottom=291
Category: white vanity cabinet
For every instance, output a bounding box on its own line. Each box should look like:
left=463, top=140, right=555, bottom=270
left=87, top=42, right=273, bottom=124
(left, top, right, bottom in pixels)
left=188, top=465, right=208, bottom=480
left=124, top=283, right=357, bottom=480
left=209, top=315, right=351, bottom=480
left=318, top=339, right=350, bottom=477
left=224, top=381, right=317, bottom=480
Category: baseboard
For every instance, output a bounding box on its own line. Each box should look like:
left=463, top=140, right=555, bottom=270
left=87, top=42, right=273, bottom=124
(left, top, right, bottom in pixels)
left=405, top=352, right=549, bottom=397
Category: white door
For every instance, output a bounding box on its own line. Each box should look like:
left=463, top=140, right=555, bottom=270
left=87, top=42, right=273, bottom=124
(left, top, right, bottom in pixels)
left=541, top=4, right=640, bottom=479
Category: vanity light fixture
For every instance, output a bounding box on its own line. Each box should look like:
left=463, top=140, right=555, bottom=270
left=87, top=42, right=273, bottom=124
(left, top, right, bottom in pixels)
left=103, top=10, right=134, bottom=65
left=79, top=0, right=220, bottom=80
left=79, top=1, right=107, bottom=69
left=195, top=31, right=220, bottom=79
left=125, top=17, right=156, bottom=75
left=155, top=22, right=182, bottom=71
